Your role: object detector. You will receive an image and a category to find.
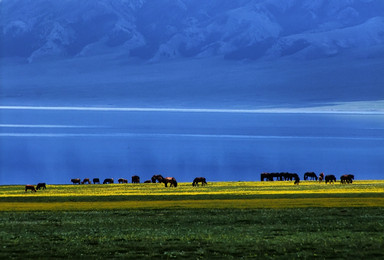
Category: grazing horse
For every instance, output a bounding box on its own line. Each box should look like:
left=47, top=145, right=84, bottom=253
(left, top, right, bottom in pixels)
left=81, top=178, right=91, bottom=184
left=192, top=177, right=207, bottom=186
left=318, top=173, right=324, bottom=182
left=347, top=174, right=354, bottom=183
left=290, top=173, right=300, bottom=184
left=340, top=174, right=354, bottom=184
left=71, top=178, right=81, bottom=184
left=151, top=175, right=163, bottom=183
left=93, top=178, right=100, bottom=184
left=304, top=172, right=318, bottom=181
left=131, top=175, right=140, bottom=183
left=325, top=175, right=337, bottom=184
left=118, top=178, right=128, bottom=184
left=260, top=173, right=273, bottom=181
left=103, top=178, right=114, bottom=184
left=158, top=176, right=178, bottom=187
left=25, top=185, right=36, bottom=192
left=36, top=183, right=46, bottom=190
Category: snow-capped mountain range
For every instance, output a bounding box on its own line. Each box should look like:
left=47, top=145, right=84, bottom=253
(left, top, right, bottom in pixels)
left=1, top=0, right=384, bottom=62
left=1, top=0, right=383, bottom=110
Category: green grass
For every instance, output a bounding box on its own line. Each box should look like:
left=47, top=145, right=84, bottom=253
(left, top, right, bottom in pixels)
left=1, top=181, right=384, bottom=258
left=1, top=208, right=384, bottom=259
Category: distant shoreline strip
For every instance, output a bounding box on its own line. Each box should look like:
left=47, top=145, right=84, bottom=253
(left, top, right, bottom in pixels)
left=0, top=124, right=96, bottom=128
left=0, top=105, right=383, bottom=115
left=0, top=132, right=383, bottom=141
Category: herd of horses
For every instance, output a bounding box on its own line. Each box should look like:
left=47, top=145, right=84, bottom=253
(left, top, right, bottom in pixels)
left=69, top=175, right=181, bottom=187
left=260, top=172, right=355, bottom=184
left=24, top=172, right=354, bottom=192
left=67, top=176, right=208, bottom=188
left=24, top=182, right=46, bottom=192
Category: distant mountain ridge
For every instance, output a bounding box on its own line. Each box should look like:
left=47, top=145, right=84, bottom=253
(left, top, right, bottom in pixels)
left=1, top=0, right=384, bottom=62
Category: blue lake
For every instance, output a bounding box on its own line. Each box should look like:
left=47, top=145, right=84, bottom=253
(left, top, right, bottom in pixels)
left=1, top=108, right=383, bottom=184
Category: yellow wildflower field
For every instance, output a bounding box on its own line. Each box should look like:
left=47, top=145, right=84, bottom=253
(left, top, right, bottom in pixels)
left=1, top=180, right=383, bottom=211
left=2, top=197, right=384, bottom=211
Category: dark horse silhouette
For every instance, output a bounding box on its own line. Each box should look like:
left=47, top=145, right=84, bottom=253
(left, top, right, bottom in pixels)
left=103, top=178, right=114, bottom=184
left=340, top=174, right=354, bottom=184
left=304, top=172, right=318, bottom=181
left=81, top=178, right=91, bottom=184
left=93, top=178, right=100, bottom=184
left=325, top=175, right=337, bottom=184
left=260, top=173, right=273, bottom=181
left=71, top=178, right=81, bottom=184
left=151, top=175, right=164, bottom=183
left=131, top=175, right=140, bottom=183
left=261, top=172, right=300, bottom=181
left=36, top=183, right=46, bottom=190
left=158, top=176, right=178, bottom=187
left=118, top=178, right=128, bottom=184
left=192, top=177, right=207, bottom=186
left=318, top=173, right=324, bottom=182
left=25, top=185, right=36, bottom=192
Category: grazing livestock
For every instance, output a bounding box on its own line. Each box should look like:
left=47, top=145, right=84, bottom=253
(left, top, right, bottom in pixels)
left=325, top=175, right=337, bottom=184
left=81, top=178, right=91, bottom=184
left=36, top=183, right=46, bottom=190
left=192, top=177, right=207, bottom=186
left=103, top=178, right=114, bottom=184
left=304, top=172, right=318, bottom=181
left=260, top=173, right=273, bottom=181
left=131, top=175, right=140, bottom=183
left=71, top=178, right=81, bottom=184
left=151, top=175, right=163, bottom=183
left=144, top=180, right=151, bottom=183
left=25, top=185, right=36, bottom=192
left=93, top=178, right=100, bottom=184
left=118, top=178, right=128, bottom=184
left=164, top=177, right=178, bottom=187
left=294, top=176, right=300, bottom=185
left=157, top=176, right=177, bottom=187
left=290, top=173, right=299, bottom=181
left=261, top=172, right=299, bottom=182
left=318, top=173, right=324, bottom=182
left=340, top=174, right=354, bottom=184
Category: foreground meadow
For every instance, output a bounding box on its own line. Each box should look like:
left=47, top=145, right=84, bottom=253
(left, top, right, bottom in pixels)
left=1, top=181, right=384, bottom=258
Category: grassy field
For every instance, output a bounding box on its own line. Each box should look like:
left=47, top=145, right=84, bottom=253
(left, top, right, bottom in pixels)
left=1, top=181, right=384, bottom=259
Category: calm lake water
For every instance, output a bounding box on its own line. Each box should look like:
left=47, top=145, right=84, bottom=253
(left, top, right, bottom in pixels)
left=1, top=107, right=383, bottom=184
